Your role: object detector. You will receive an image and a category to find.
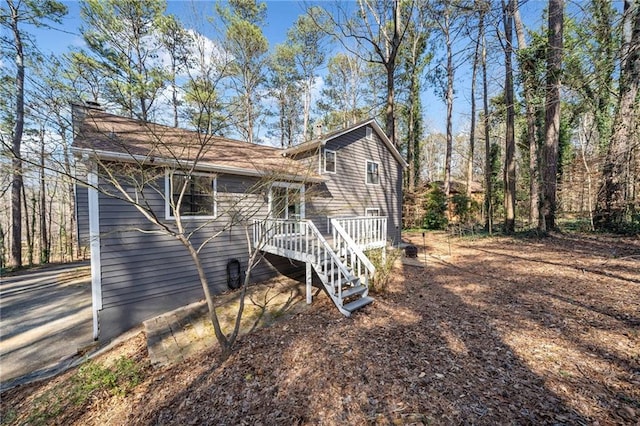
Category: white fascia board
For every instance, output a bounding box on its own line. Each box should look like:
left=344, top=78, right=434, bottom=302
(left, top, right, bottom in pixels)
left=368, top=120, right=408, bottom=168
left=321, top=119, right=408, bottom=169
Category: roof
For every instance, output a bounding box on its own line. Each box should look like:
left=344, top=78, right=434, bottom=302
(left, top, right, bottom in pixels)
left=283, top=118, right=408, bottom=168
left=72, top=107, right=322, bottom=182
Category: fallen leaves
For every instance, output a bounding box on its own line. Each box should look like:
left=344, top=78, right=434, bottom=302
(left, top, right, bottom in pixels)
left=2, top=231, right=639, bottom=425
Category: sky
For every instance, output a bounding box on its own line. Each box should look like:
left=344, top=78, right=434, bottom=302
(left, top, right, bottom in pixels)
left=12, top=0, right=558, bottom=138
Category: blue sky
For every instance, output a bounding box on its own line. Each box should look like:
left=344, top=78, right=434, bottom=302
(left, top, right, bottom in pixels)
left=17, top=0, right=557, bottom=137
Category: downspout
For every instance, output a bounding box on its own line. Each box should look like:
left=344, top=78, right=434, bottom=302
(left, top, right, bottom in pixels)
left=87, top=169, right=102, bottom=340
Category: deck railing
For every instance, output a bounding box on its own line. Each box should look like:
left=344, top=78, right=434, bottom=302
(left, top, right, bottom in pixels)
left=253, top=218, right=354, bottom=304
left=253, top=218, right=307, bottom=255
left=330, top=216, right=387, bottom=250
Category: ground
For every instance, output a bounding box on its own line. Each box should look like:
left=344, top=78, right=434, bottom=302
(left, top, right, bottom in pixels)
left=1, top=231, right=639, bottom=425
left=0, top=261, right=92, bottom=385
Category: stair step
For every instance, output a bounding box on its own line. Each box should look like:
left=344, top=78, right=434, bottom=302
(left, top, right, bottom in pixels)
left=343, top=296, right=374, bottom=313
left=341, top=284, right=366, bottom=298
left=323, top=269, right=356, bottom=282
left=330, top=276, right=358, bottom=287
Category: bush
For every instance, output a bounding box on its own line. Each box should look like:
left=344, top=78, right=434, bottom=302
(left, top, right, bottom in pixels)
left=423, top=184, right=448, bottom=230
left=451, top=193, right=480, bottom=224
left=366, top=247, right=401, bottom=293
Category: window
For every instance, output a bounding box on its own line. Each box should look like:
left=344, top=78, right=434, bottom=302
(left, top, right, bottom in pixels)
left=366, top=160, right=380, bottom=185
left=167, top=172, right=216, bottom=219
left=366, top=126, right=373, bottom=140
left=324, top=149, right=336, bottom=173
left=270, top=183, right=304, bottom=220
left=365, top=208, right=380, bottom=217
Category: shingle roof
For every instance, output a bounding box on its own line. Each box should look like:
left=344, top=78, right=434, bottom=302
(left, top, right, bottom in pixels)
left=72, top=107, right=322, bottom=182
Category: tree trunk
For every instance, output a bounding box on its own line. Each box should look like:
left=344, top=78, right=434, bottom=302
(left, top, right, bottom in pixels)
left=171, top=61, right=179, bottom=128
left=246, top=93, right=254, bottom=144
left=63, top=134, right=77, bottom=259
left=406, top=32, right=423, bottom=192
left=22, top=187, right=33, bottom=267
left=407, top=102, right=416, bottom=190
left=177, top=233, right=231, bottom=357
left=384, top=0, right=402, bottom=147
left=595, top=0, right=639, bottom=229
left=39, top=127, right=49, bottom=264
left=468, top=8, right=484, bottom=200
left=513, top=1, right=540, bottom=227
left=385, top=63, right=396, bottom=146
left=482, top=15, right=493, bottom=234
left=503, top=0, right=517, bottom=234
left=444, top=7, right=453, bottom=201
left=303, top=79, right=311, bottom=142
left=540, top=0, right=564, bottom=231
left=9, top=1, right=24, bottom=268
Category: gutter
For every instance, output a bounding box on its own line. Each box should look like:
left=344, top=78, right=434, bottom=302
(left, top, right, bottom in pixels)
left=72, top=146, right=326, bottom=184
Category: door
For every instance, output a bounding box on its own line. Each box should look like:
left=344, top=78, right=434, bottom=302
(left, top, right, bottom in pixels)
left=271, top=186, right=302, bottom=220
left=270, top=184, right=305, bottom=234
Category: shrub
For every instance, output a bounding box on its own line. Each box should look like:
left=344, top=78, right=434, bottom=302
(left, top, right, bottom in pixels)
left=423, top=184, right=448, bottom=230
left=366, top=247, right=401, bottom=293
left=451, top=193, right=480, bottom=224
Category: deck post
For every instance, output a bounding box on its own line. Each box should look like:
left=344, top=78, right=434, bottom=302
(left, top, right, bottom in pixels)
left=306, top=262, right=312, bottom=304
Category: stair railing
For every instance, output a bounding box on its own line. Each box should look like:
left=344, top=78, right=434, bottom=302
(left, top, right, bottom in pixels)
left=330, top=218, right=376, bottom=288
left=304, top=220, right=355, bottom=304
left=254, top=218, right=353, bottom=306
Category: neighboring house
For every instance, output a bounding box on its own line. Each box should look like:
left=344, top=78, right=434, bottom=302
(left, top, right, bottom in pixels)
left=73, top=103, right=406, bottom=341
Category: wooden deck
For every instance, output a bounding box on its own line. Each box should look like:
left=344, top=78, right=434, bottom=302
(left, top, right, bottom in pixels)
left=253, top=217, right=387, bottom=316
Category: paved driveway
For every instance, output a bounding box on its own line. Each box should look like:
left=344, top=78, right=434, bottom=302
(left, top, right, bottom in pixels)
left=0, top=262, right=93, bottom=388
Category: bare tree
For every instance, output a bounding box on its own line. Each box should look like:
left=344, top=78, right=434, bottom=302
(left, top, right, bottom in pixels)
left=314, top=0, right=414, bottom=146
left=466, top=1, right=489, bottom=200
left=513, top=0, right=540, bottom=227
left=317, top=53, right=371, bottom=129
left=0, top=0, right=67, bottom=268
left=482, top=4, right=492, bottom=234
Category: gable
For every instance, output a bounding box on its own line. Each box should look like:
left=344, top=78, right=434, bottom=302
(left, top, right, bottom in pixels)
left=283, top=118, right=407, bottom=169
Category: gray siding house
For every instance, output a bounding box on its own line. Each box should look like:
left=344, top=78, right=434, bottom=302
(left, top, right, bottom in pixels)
left=73, top=104, right=406, bottom=341
left=285, top=121, right=404, bottom=244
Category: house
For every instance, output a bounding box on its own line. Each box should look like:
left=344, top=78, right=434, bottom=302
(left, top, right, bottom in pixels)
left=73, top=103, right=406, bottom=341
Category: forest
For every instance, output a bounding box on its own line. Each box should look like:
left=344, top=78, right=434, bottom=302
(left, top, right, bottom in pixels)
left=1, top=0, right=639, bottom=270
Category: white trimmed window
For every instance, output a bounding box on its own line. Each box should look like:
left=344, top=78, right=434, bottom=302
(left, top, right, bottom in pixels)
left=166, top=172, right=217, bottom=219
left=366, top=126, right=373, bottom=139
left=365, top=208, right=380, bottom=217
left=366, top=160, right=380, bottom=185
left=324, top=149, right=336, bottom=173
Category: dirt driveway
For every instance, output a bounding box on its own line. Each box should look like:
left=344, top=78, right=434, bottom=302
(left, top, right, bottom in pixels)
left=0, top=262, right=93, bottom=389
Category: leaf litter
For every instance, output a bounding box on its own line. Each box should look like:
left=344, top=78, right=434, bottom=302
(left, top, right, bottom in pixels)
left=2, top=231, right=638, bottom=425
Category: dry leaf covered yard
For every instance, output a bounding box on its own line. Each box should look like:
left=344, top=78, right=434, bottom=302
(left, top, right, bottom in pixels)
left=2, top=232, right=639, bottom=425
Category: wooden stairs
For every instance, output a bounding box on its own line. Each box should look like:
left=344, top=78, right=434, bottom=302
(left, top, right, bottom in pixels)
left=254, top=218, right=385, bottom=316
